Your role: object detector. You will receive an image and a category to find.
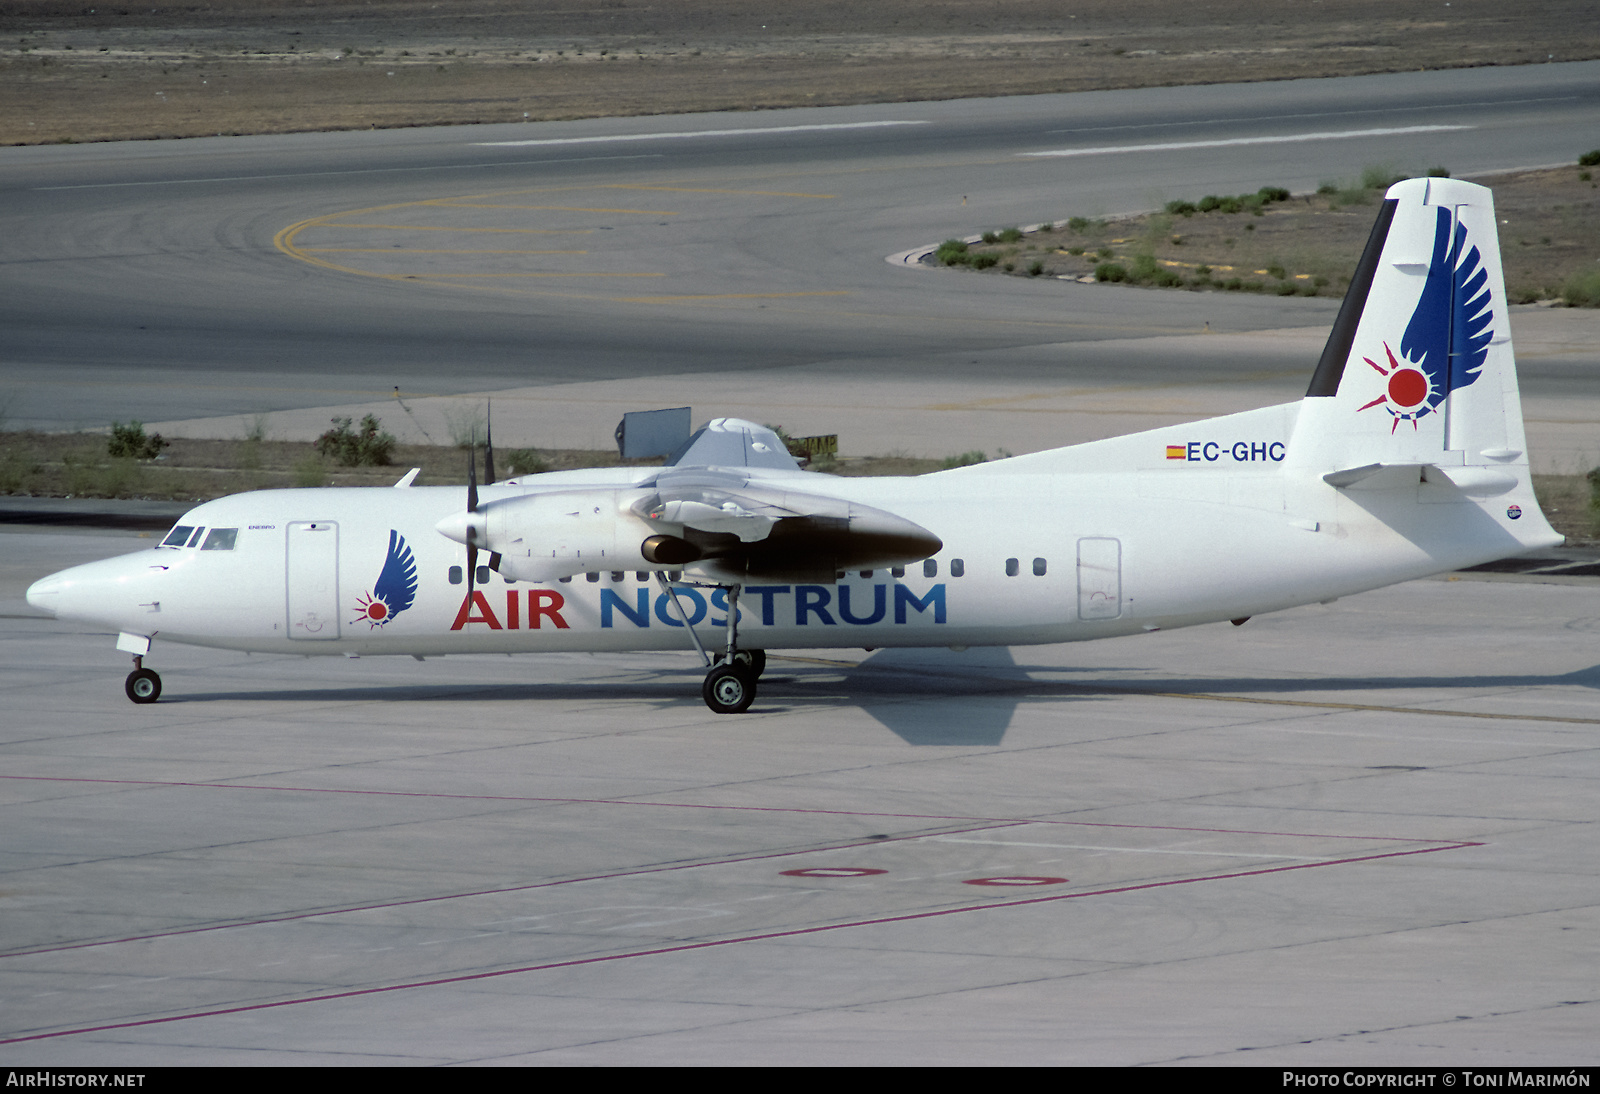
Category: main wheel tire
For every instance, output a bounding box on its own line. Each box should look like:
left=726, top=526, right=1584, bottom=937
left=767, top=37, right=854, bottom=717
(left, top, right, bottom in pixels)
left=702, top=664, right=756, bottom=714
left=125, top=667, right=162, bottom=704
left=732, top=648, right=767, bottom=678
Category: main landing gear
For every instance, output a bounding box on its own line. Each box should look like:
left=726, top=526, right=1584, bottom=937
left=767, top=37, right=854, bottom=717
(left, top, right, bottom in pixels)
left=125, top=655, right=161, bottom=704
left=703, top=661, right=756, bottom=714
left=657, top=576, right=765, bottom=714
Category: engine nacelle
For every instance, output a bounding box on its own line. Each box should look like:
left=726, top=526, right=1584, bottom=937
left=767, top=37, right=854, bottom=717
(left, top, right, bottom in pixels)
left=437, top=478, right=943, bottom=586
left=483, top=489, right=657, bottom=582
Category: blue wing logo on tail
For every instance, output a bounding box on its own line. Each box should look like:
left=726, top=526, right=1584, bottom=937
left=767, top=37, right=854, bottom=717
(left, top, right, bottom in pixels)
left=1357, top=206, right=1494, bottom=431
left=353, top=530, right=418, bottom=628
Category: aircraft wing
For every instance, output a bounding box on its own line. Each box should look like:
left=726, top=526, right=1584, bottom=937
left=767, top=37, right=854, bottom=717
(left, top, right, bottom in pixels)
left=443, top=417, right=942, bottom=583
left=637, top=419, right=941, bottom=582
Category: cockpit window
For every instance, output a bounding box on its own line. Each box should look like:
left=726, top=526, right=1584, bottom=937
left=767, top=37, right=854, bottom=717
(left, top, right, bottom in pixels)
left=200, top=528, right=238, bottom=551
left=160, top=525, right=196, bottom=548
left=186, top=526, right=206, bottom=548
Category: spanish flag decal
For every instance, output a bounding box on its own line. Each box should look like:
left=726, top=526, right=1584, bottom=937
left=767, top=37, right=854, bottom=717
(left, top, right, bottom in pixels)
left=1165, top=445, right=1187, bottom=460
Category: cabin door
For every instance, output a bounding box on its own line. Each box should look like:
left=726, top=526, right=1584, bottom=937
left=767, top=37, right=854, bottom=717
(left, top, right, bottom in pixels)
left=1076, top=537, right=1122, bottom=621
left=286, top=521, right=341, bottom=640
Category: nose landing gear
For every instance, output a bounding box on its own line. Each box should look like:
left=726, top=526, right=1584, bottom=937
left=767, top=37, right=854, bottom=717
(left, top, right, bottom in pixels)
left=125, top=655, right=161, bottom=704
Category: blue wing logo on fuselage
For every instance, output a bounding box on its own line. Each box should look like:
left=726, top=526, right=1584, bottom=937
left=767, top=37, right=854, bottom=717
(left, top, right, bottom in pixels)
left=1357, top=206, right=1494, bottom=431
left=353, top=530, right=418, bottom=628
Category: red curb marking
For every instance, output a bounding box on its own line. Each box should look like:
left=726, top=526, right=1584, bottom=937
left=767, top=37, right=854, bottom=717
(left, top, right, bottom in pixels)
left=781, top=868, right=887, bottom=878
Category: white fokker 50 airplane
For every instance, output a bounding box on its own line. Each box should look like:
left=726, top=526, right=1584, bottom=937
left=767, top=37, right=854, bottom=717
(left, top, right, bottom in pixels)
left=27, top=178, right=1561, bottom=713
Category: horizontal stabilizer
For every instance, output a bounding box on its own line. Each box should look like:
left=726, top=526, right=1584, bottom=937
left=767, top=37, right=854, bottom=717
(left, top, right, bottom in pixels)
left=1322, top=463, right=1411, bottom=488
left=1323, top=461, right=1521, bottom=494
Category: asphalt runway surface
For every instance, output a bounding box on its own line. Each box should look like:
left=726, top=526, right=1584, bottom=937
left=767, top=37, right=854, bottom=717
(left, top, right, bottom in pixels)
left=2, top=65, right=1599, bottom=1064
left=2, top=61, right=1598, bottom=447
left=1, top=530, right=1597, bottom=1064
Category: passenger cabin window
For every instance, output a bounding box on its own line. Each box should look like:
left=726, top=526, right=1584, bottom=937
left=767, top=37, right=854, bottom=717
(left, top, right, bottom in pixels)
left=476, top=566, right=491, bottom=585
left=160, top=526, right=195, bottom=548
left=448, top=566, right=463, bottom=585
left=923, top=559, right=937, bottom=578
left=201, top=528, right=238, bottom=551
left=1006, top=557, right=1020, bottom=577
left=891, top=566, right=905, bottom=578
left=1033, top=557, right=1047, bottom=576
left=950, top=559, right=965, bottom=577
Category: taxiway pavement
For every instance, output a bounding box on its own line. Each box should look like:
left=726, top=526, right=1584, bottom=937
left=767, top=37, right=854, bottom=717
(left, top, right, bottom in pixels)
left=1, top=531, right=1596, bottom=1065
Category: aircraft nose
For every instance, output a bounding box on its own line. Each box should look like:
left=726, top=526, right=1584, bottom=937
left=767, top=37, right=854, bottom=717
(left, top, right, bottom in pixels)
left=26, top=572, right=64, bottom=617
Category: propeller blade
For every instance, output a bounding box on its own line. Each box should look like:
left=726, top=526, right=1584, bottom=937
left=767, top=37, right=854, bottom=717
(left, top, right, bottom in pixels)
left=465, top=427, right=479, bottom=605
left=484, top=401, right=496, bottom=486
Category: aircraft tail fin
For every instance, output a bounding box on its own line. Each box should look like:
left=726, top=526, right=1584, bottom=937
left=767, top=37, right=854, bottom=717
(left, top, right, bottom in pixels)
left=1289, top=177, right=1528, bottom=476
left=1287, top=178, right=1559, bottom=549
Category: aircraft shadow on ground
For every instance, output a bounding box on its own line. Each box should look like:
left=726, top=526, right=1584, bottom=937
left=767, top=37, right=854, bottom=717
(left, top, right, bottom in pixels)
left=1119, top=664, right=1600, bottom=697
left=166, top=654, right=1600, bottom=747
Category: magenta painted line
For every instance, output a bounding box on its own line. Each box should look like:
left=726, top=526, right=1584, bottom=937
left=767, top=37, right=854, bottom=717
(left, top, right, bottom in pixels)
left=0, top=773, right=1431, bottom=840
left=0, top=841, right=1478, bottom=1046
left=0, top=820, right=1035, bottom=961
left=0, top=775, right=1451, bottom=960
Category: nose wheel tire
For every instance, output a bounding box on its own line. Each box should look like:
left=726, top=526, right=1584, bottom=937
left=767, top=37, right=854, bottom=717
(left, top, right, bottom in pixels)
left=702, top=663, right=756, bottom=714
left=125, top=668, right=162, bottom=704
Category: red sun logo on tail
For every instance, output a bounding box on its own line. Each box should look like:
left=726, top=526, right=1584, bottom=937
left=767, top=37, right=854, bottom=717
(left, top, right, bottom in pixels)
left=1357, top=342, right=1435, bottom=433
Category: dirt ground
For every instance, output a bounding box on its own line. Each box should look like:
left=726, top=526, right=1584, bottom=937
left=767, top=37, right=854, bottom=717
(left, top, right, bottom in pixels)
left=3, top=1, right=1598, bottom=145
left=944, top=163, right=1600, bottom=305
left=0, top=430, right=946, bottom=500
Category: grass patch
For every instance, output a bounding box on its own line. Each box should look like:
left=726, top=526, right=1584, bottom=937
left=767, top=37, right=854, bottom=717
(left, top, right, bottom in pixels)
left=0, top=430, right=968, bottom=505
left=314, top=414, right=397, bottom=467
left=933, top=161, right=1600, bottom=305
left=441, top=403, right=487, bottom=449
left=1533, top=473, right=1600, bottom=545
left=1563, top=269, right=1600, bottom=307
left=292, top=454, right=329, bottom=488
left=63, top=453, right=146, bottom=498
left=106, top=421, right=168, bottom=460
left=504, top=448, right=549, bottom=476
